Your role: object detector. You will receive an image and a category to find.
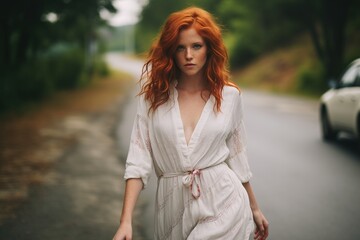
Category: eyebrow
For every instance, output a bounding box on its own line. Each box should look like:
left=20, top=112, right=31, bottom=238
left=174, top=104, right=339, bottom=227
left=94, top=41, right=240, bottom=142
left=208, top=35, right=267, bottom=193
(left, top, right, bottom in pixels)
left=177, top=41, right=204, bottom=46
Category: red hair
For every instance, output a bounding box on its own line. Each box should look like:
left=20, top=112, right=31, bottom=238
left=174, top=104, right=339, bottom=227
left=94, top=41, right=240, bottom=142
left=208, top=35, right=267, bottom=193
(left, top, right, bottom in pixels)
left=139, top=7, right=239, bottom=113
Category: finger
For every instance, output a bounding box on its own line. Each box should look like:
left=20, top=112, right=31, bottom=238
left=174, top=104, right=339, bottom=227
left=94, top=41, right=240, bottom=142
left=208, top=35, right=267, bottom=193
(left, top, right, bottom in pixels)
left=254, top=232, right=258, bottom=240
left=254, top=230, right=262, bottom=240
left=259, top=224, right=265, bottom=233
left=254, top=228, right=260, bottom=238
left=263, top=221, right=269, bottom=239
left=264, top=228, right=269, bottom=239
left=256, top=227, right=265, bottom=240
left=259, top=229, right=268, bottom=239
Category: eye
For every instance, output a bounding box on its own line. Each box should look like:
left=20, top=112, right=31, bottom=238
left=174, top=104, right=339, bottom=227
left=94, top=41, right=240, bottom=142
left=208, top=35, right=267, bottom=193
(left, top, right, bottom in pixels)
left=193, top=43, right=202, bottom=50
left=176, top=45, right=185, bottom=52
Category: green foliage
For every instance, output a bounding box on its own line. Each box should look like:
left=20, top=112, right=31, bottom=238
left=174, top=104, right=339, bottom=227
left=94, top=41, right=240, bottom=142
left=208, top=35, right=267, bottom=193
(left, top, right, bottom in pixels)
left=218, top=0, right=306, bottom=68
left=106, top=25, right=135, bottom=52
left=135, top=0, right=185, bottom=53
left=135, top=0, right=221, bottom=53
left=0, top=0, right=115, bottom=113
left=135, top=0, right=360, bottom=94
left=229, top=36, right=257, bottom=68
left=56, top=49, right=85, bottom=89
left=0, top=45, right=111, bottom=112
left=0, top=45, right=87, bottom=111
left=296, top=62, right=327, bottom=95
left=135, top=0, right=306, bottom=66
left=90, top=57, right=110, bottom=77
left=135, top=27, right=157, bottom=54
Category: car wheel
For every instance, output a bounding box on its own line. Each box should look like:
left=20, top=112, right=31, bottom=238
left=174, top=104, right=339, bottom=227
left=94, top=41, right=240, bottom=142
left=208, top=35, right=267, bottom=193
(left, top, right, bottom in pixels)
left=320, top=107, right=337, bottom=141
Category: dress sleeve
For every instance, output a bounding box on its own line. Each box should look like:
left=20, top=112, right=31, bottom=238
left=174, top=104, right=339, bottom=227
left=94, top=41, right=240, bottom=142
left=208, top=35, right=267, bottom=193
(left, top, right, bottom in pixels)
left=124, top=96, right=153, bottom=188
left=225, top=92, right=252, bottom=183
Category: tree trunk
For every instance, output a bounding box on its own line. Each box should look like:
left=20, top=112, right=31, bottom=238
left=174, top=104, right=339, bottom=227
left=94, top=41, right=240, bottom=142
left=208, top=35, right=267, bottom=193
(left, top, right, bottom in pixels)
left=307, top=22, right=324, bottom=63
left=0, top=18, right=10, bottom=67
left=320, top=0, right=350, bottom=80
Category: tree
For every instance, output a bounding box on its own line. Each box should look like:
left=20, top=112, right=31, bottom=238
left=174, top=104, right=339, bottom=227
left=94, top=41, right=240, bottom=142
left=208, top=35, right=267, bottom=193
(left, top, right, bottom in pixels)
left=135, top=0, right=221, bottom=53
left=268, top=0, right=356, bottom=80
left=0, top=0, right=116, bottom=68
left=0, top=0, right=116, bottom=111
left=218, top=0, right=360, bottom=79
left=297, top=0, right=354, bottom=80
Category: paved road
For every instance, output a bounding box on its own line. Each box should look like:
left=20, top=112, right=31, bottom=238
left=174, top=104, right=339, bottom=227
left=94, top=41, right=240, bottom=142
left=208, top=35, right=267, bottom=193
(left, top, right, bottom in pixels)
left=243, top=91, right=360, bottom=240
left=0, top=100, right=130, bottom=239
left=0, top=54, right=148, bottom=240
left=106, top=53, right=158, bottom=239
left=108, top=53, right=360, bottom=240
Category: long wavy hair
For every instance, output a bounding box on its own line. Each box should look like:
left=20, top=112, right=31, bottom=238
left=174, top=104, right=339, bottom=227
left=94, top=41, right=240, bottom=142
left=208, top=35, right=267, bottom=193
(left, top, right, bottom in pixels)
left=139, top=7, right=239, bottom=114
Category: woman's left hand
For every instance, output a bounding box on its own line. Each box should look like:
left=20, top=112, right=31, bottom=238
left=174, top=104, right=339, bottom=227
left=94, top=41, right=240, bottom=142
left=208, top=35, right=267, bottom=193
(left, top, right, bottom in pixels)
left=252, top=209, right=269, bottom=240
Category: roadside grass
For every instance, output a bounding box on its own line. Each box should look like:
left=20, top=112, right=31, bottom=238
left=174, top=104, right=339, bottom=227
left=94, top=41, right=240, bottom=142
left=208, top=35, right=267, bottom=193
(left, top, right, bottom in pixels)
left=232, top=34, right=323, bottom=99
left=0, top=68, right=133, bottom=224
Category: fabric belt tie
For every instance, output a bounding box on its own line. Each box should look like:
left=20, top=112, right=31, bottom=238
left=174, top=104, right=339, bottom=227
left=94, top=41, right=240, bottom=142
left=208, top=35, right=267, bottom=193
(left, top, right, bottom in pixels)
left=160, top=163, right=224, bottom=199
left=182, top=169, right=201, bottom=199
left=160, top=169, right=201, bottom=199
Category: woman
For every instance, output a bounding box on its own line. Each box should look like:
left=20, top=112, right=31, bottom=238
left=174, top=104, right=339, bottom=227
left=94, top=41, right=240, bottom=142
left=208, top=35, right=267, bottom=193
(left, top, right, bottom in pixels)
left=113, top=7, right=269, bottom=240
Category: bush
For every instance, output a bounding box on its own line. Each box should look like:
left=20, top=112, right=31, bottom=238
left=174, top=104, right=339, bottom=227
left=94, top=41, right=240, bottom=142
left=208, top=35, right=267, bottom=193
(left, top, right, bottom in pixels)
left=0, top=44, right=87, bottom=113
left=296, top=62, right=327, bottom=95
left=0, top=41, right=112, bottom=114
left=52, top=48, right=85, bottom=89
left=230, top=42, right=257, bottom=69
left=42, top=44, right=86, bottom=89
left=90, top=57, right=110, bottom=77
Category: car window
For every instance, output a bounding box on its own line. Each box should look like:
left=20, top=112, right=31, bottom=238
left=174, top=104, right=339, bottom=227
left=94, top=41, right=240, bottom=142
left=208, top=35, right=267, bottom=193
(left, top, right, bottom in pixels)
left=355, top=67, right=360, bottom=87
left=340, top=65, right=358, bottom=87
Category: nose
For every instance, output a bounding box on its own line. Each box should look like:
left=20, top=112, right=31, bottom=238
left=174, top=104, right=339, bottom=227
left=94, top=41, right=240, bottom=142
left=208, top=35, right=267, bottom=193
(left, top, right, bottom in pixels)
left=185, top=48, right=193, bottom=61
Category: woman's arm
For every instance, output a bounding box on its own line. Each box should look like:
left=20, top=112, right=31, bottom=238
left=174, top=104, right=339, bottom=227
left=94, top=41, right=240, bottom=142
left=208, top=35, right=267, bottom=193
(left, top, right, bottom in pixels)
left=113, top=178, right=143, bottom=240
left=243, top=182, right=269, bottom=240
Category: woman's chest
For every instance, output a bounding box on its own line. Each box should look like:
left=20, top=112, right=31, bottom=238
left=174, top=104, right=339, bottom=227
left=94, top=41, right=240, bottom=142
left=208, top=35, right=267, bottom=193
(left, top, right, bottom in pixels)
left=150, top=101, right=232, bottom=146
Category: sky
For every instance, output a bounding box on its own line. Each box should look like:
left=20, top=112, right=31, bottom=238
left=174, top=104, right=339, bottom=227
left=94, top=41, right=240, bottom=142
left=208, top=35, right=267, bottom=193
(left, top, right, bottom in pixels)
left=101, top=0, right=148, bottom=27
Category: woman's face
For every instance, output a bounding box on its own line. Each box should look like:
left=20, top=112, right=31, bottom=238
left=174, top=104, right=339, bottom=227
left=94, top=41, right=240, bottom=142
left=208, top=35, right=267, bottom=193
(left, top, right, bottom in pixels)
left=174, top=27, right=207, bottom=78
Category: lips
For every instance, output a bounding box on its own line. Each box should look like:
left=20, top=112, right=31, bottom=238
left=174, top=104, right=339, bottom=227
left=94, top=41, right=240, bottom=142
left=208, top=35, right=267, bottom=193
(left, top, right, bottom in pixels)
left=184, top=63, right=195, bottom=67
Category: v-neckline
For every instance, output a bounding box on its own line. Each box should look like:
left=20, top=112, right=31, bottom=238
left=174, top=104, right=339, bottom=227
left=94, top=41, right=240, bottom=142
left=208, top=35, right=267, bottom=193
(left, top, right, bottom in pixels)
left=173, top=86, right=212, bottom=151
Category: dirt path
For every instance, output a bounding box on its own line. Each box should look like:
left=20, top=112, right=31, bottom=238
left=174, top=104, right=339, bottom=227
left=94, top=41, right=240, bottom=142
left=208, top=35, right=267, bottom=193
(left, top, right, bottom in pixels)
left=0, top=68, right=146, bottom=239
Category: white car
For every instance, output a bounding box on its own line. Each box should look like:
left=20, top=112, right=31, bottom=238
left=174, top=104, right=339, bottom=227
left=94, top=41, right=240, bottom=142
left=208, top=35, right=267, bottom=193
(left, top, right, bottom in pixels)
left=320, top=58, right=360, bottom=141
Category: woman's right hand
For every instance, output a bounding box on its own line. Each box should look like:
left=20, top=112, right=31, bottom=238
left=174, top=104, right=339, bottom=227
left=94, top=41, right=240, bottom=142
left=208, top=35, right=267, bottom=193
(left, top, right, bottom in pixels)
left=114, top=178, right=143, bottom=240
left=113, top=222, right=132, bottom=240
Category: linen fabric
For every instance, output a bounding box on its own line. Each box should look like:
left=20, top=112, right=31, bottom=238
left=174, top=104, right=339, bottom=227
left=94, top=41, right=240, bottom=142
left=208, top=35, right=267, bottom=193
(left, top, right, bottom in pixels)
left=124, top=85, right=254, bottom=239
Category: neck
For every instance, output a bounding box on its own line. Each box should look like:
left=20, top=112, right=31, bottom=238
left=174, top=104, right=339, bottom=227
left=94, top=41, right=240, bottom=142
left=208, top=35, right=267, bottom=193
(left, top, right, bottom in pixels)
left=177, top=74, right=208, bottom=91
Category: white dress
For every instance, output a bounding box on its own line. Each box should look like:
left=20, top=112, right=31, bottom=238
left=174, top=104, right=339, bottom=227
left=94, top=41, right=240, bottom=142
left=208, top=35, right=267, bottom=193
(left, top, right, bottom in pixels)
left=124, top=85, right=254, bottom=240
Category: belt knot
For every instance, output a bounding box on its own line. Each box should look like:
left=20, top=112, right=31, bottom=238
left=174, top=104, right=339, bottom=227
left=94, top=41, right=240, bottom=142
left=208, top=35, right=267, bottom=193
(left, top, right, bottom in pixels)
left=182, top=169, right=201, bottom=199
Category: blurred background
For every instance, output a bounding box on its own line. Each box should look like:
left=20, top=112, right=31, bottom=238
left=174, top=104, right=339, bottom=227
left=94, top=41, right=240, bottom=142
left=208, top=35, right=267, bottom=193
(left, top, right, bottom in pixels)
left=1, top=0, right=360, bottom=111
left=0, top=0, right=360, bottom=239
